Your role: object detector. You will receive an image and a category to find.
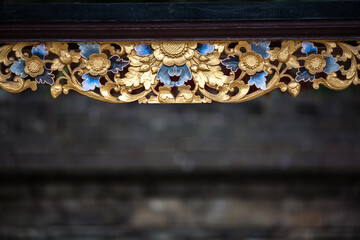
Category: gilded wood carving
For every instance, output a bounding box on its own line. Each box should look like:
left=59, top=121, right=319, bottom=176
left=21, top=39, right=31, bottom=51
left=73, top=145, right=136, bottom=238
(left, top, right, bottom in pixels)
left=0, top=41, right=359, bottom=103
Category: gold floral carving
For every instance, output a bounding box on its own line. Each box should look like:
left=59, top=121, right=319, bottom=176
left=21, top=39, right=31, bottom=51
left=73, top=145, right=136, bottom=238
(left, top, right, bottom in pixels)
left=239, top=51, right=264, bottom=75
left=24, top=56, right=44, bottom=77
left=0, top=41, right=359, bottom=104
left=305, top=54, right=326, bottom=74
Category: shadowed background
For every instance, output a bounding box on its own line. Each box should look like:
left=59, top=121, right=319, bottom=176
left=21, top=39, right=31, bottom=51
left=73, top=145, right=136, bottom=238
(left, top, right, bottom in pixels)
left=1, top=1, right=360, bottom=238
left=0, top=85, right=359, bottom=239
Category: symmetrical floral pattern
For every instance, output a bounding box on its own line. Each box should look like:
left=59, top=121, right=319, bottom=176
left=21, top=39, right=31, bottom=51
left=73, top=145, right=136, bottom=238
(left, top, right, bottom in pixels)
left=0, top=41, right=359, bottom=103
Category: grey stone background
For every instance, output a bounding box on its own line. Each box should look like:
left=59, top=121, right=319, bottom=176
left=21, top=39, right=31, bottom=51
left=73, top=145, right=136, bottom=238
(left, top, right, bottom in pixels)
left=0, top=85, right=359, bottom=239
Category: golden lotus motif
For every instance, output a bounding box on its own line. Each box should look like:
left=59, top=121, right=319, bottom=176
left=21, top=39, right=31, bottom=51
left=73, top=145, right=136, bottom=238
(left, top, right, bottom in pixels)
left=152, top=42, right=196, bottom=66
left=305, top=54, right=326, bottom=74
left=239, top=51, right=264, bottom=75
left=86, top=53, right=111, bottom=76
left=0, top=41, right=359, bottom=104
left=24, top=56, right=44, bottom=77
left=160, top=43, right=187, bottom=57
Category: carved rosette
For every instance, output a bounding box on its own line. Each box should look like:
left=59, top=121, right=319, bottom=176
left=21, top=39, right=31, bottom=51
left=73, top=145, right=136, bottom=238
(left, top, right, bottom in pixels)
left=0, top=41, right=359, bottom=103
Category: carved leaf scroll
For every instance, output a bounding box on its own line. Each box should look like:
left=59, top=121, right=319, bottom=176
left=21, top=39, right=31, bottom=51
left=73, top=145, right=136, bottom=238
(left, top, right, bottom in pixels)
left=0, top=41, right=359, bottom=103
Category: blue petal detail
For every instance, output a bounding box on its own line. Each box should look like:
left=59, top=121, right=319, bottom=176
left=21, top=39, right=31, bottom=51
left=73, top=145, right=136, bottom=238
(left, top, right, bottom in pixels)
left=250, top=42, right=270, bottom=59
left=323, top=56, right=340, bottom=74
left=134, top=44, right=154, bottom=56
left=301, top=41, right=317, bottom=55
left=109, top=55, right=129, bottom=73
left=295, top=67, right=315, bottom=82
left=10, top=59, right=28, bottom=78
left=248, top=71, right=267, bottom=90
left=221, top=55, right=239, bottom=72
left=157, top=64, right=192, bottom=87
left=78, top=43, right=100, bottom=60
left=82, top=73, right=101, bottom=91
left=32, top=44, right=48, bottom=59
left=196, top=43, right=215, bottom=55
left=35, top=68, right=54, bottom=85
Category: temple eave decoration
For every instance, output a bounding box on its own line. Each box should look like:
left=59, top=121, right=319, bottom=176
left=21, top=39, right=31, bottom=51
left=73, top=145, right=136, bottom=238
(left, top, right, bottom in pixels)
left=0, top=41, right=359, bottom=104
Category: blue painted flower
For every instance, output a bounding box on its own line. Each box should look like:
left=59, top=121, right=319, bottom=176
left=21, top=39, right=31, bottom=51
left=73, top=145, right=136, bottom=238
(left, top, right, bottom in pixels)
left=196, top=43, right=215, bottom=55
left=222, top=41, right=270, bottom=90
left=221, top=55, right=239, bottom=72
left=248, top=71, right=268, bottom=90
left=157, top=64, right=192, bottom=87
left=82, top=73, right=102, bottom=91
left=134, top=43, right=154, bottom=56
left=10, top=44, right=55, bottom=85
left=79, top=43, right=129, bottom=91
left=295, top=41, right=340, bottom=82
left=134, top=42, right=215, bottom=87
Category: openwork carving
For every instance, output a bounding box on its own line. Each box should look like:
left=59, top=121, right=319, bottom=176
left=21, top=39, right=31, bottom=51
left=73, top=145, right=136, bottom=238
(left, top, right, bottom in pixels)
left=0, top=41, right=359, bottom=103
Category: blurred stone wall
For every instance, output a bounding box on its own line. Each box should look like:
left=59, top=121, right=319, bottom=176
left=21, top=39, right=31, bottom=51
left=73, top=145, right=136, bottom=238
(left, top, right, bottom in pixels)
left=0, top=86, right=359, bottom=239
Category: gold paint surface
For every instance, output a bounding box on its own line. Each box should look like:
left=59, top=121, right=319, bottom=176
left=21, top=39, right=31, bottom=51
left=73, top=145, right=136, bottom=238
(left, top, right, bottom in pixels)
left=160, top=42, right=187, bottom=57
left=0, top=41, right=359, bottom=104
left=305, top=54, right=326, bottom=74
left=24, top=56, right=44, bottom=77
